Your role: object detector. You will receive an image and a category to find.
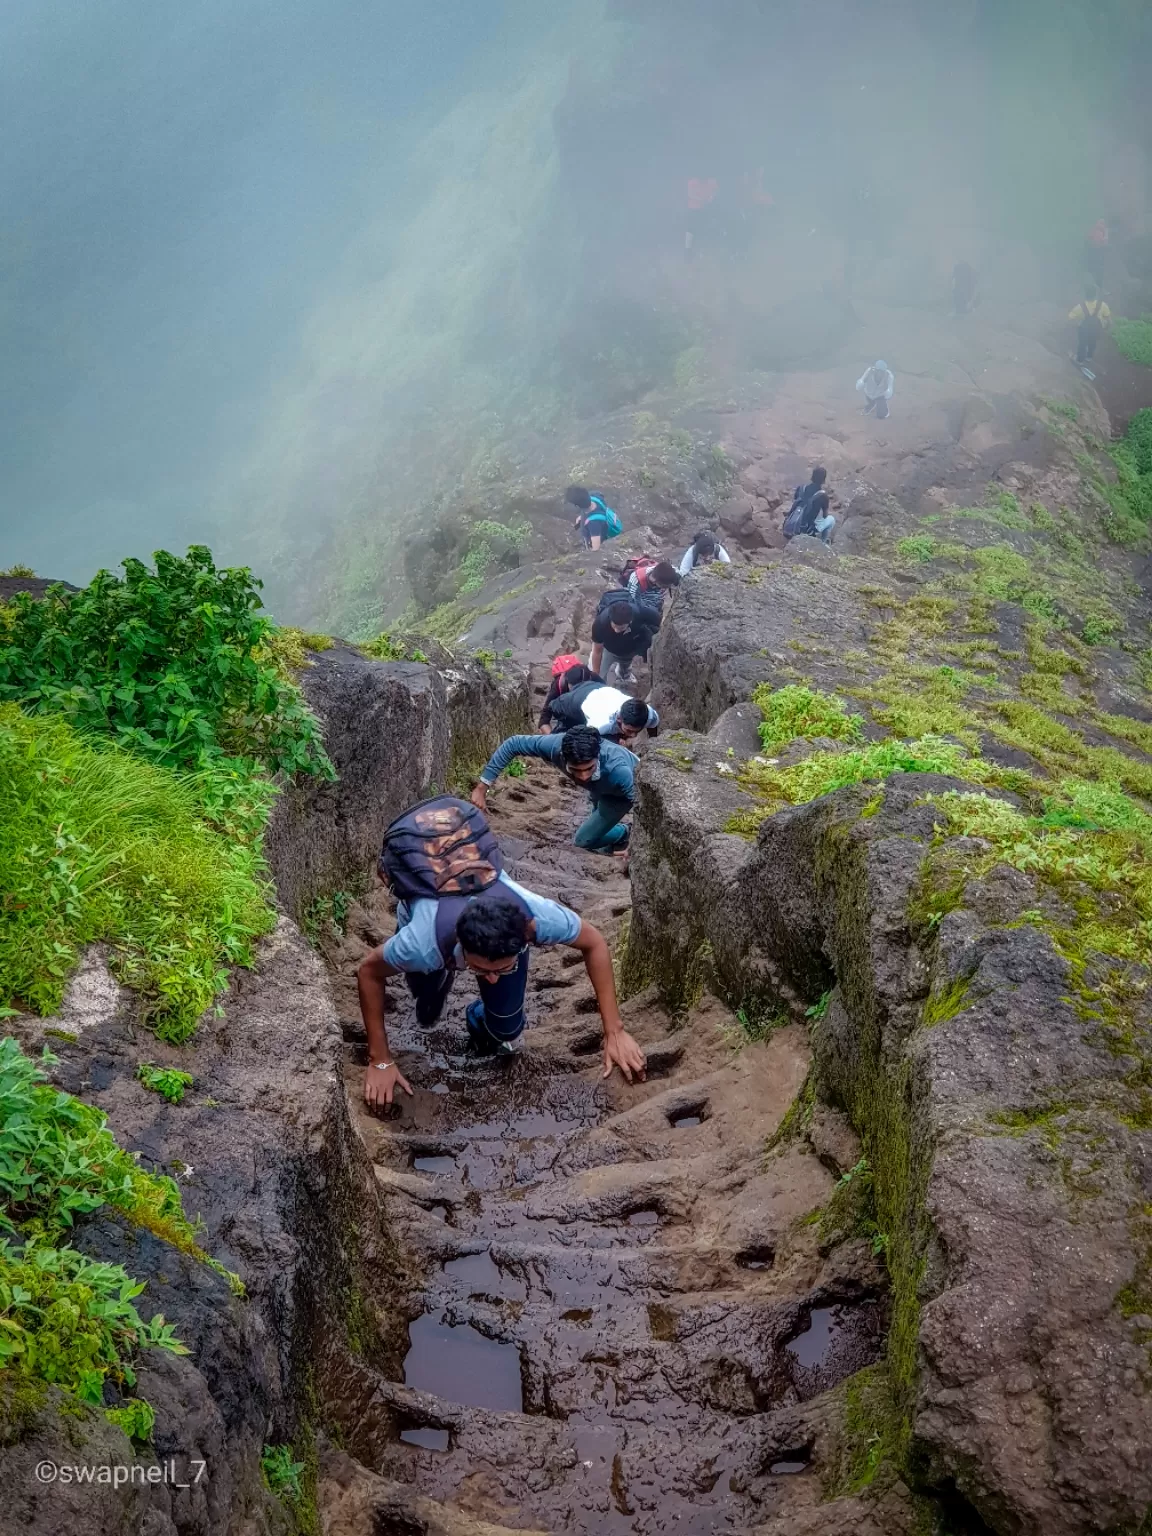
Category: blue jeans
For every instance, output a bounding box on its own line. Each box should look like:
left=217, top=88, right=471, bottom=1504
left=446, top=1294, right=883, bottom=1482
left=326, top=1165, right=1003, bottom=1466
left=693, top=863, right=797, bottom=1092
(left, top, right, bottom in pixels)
left=813, top=513, right=836, bottom=544
left=406, top=949, right=530, bottom=1042
left=574, top=795, right=630, bottom=854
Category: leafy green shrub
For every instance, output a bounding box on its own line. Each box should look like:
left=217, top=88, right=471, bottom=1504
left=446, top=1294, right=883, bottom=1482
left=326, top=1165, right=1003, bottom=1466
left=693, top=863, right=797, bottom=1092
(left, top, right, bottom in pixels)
left=752, top=683, right=864, bottom=752
left=302, top=889, right=352, bottom=943
left=136, top=1063, right=194, bottom=1105
left=0, top=706, right=275, bottom=1038
left=0, top=546, right=332, bottom=779
left=896, top=534, right=939, bottom=564
left=0, top=1038, right=236, bottom=1434
left=262, top=1443, right=306, bottom=1502
left=0, top=564, right=36, bottom=578
left=1113, top=316, right=1152, bottom=368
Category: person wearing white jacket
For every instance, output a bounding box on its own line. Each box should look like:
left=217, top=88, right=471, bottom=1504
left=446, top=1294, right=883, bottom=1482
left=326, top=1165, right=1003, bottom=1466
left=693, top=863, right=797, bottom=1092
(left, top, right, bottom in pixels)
left=856, top=360, right=894, bottom=419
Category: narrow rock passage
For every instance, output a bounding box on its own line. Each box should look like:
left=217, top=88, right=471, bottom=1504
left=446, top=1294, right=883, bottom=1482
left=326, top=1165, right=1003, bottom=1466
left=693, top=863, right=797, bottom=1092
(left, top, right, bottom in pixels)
left=326, top=681, right=887, bottom=1534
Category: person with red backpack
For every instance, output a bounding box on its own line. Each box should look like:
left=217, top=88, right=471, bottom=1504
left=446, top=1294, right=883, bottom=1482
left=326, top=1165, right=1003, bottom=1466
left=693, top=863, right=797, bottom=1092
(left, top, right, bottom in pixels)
left=537, top=654, right=602, bottom=730
left=620, top=557, right=680, bottom=615
left=358, top=796, right=647, bottom=1105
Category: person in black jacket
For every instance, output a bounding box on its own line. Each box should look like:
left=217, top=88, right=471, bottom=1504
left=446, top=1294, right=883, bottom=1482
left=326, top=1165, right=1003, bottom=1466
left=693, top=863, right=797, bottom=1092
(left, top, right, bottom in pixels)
left=537, top=663, right=602, bottom=729
left=589, top=596, right=660, bottom=685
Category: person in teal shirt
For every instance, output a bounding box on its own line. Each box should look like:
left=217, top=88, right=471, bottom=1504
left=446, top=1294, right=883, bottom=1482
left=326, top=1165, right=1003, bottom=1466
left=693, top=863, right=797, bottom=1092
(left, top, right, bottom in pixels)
left=472, top=725, right=635, bottom=853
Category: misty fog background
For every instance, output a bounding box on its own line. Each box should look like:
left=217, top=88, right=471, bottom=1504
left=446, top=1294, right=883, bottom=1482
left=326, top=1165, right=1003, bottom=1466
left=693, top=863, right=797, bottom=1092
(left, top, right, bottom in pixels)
left=1, top=0, right=1149, bottom=625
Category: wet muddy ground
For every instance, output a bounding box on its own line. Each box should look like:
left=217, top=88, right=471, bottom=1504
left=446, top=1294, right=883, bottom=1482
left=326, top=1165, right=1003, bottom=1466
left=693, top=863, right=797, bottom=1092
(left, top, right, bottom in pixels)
left=324, top=668, right=887, bottom=1533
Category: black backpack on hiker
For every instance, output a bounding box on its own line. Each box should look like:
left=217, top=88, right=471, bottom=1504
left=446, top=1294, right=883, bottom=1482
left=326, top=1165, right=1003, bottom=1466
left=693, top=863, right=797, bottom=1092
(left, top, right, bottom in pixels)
left=379, top=795, right=531, bottom=966
left=782, top=484, right=820, bottom=539
left=596, top=588, right=636, bottom=617
left=379, top=796, right=504, bottom=902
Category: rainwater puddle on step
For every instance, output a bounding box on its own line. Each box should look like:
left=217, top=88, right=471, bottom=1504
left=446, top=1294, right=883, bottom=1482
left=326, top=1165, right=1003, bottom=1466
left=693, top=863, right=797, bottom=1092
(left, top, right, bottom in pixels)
left=626, top=1209, right=661, bottom=1242
left=785, top=1302, right=886, bottom=1400
left=399, top=1425, right=450, bottom=1452
left=443, top=1251, right=527, bottom=1301
left=785, top=1306, right=839, bottom=1368
left=769, top=1460, right=809, bottom=1476
left=429, top=1083, right=450, bottom=1096
left=413, top=1155, right=457, bottom=1175
left=736, top=1246, right=774, bottom=1271
left=670, top=1114, right=702, bottom=1129
left=403, top=1313, right=523, bottom=1412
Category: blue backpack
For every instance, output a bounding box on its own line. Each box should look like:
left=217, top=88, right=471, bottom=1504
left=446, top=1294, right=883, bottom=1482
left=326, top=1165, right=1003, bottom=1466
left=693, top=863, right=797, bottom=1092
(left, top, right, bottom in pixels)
left=588, top=495, right=623, bottom=539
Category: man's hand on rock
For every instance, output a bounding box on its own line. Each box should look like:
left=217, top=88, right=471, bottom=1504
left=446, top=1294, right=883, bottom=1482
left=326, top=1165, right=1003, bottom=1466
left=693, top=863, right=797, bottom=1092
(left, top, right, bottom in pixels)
left=603, top=1029, right=646, bottom=1084
left=363, top=1061, right=412, bottom=1111
left=470, top=783, right=488, bottom=811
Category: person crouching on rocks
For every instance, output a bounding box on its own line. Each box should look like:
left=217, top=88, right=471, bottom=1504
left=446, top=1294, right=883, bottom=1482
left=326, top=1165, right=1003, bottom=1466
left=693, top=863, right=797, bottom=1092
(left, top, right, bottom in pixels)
left=678, top=530, right=731, bottom=576
left=856, top=359, right=895, bottom=419
left=543, top=679, right=660, bottom=742
left=473, top=724, right=636, bottom=855
left=537, top=654, right=602, bottom=731
left=358, top=795, right=646, bottom=1105
left=589, top=593, right=660, bottom=686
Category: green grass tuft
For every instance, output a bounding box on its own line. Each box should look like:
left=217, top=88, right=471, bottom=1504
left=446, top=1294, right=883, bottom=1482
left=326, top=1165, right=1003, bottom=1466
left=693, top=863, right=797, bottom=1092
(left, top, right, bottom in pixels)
left=751, top=682, right=864, bottom=752
left=0, top=706, right=275, bottom=1039
left=1113, top=316, right=1152, bottom=369
left=136, top=1063, right=194, bottom=1105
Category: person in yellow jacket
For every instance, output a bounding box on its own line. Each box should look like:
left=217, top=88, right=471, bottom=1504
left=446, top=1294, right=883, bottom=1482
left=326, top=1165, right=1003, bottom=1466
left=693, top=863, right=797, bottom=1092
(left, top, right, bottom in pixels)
left=1069, top=289, right=1111, bottom=367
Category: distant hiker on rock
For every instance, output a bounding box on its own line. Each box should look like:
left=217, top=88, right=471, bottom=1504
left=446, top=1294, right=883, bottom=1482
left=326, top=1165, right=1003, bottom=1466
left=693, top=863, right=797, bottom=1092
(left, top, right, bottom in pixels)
left=358, top=796, right=646, bottom=1100
left=473, top=725, right=637, bottom=856
left=857, top=360, right=895, bottom=420
left=678, top=531, right=731, bottom=576
left=566, top=486, right=622, bottom=551
left=1069, top=287, right=1110, bottom=368
left=619, top=556, right=680, bottom=616
left=544, top=679, right=659, bottom=740
left=589, top=593, right=660, bottom=685
left=952, top=261, right=977, bottom=316
left=782, top=466, right=835, bottom=545
left=537, top=654, right=601, bottom=730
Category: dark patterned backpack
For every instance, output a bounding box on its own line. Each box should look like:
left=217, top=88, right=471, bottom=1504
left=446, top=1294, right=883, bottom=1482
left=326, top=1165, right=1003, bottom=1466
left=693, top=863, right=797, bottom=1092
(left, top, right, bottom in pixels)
left=378, top=796, right=503, bottom=903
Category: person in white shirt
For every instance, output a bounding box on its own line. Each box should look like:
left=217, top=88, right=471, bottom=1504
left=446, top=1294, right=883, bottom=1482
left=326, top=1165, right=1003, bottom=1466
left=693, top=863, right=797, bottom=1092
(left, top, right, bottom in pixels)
left=856, top=360, right=895, bottom=420
left=678, top=531, right=732, bottom=576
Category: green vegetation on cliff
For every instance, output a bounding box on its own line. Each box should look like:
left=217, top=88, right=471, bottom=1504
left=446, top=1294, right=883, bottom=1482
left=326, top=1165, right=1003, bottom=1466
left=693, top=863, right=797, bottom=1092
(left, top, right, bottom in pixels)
left=0, top=1039, right=236, bottom=1440
left=0, top=546, right=332, bottom=777
left=1113, top=318, right=1152, bottom=370
left=0, top=706, right=276, bottom=1040
left=0, top=548, right=334, bottom=1038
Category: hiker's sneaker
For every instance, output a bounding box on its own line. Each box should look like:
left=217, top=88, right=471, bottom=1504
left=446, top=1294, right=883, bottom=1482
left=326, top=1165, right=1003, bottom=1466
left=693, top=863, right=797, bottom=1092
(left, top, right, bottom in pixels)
left=466, top=999, right=520, bottom=1057
left=613, top=665, right=637, bottom=684
left=415, top=969, right=453, bottom=1028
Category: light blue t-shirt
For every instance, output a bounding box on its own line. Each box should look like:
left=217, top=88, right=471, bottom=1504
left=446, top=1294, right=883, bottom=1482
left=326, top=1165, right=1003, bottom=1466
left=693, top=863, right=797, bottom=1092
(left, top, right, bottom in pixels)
left=382, top=872, right=582, bottom=973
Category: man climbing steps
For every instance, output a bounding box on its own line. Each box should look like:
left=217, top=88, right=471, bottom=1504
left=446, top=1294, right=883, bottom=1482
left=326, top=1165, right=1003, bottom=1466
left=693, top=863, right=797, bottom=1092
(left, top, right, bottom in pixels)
left=357, top=794, right=646, bottom=1107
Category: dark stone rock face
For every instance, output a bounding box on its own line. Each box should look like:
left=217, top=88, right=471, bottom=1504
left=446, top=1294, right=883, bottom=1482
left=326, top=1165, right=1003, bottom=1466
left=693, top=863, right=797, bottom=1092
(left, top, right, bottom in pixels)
left=649, top=564, right=869, bottom=731
left=265, top=644, right=529, bottom=919
left=628, top=744, right=1152, bottom=1536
